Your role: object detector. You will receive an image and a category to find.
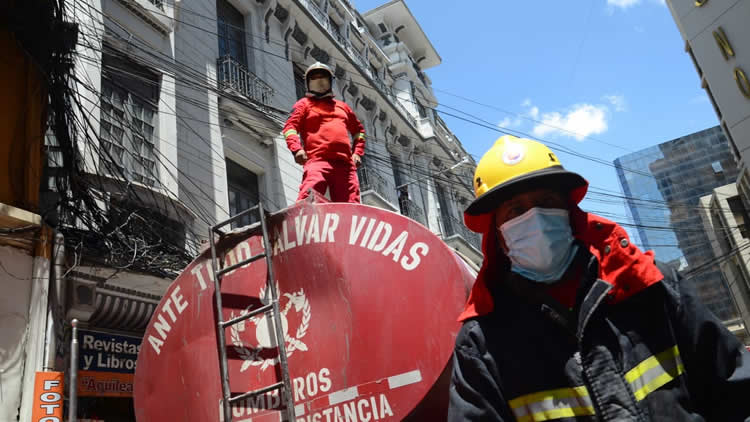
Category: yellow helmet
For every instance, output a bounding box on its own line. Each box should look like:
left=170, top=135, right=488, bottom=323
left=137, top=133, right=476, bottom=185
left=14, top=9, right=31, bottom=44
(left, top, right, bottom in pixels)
left=464, top=135, right=587, bottom=232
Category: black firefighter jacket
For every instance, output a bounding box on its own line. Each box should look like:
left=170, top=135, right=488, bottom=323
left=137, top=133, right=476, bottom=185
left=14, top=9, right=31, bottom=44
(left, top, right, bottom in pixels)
left=448, top=251, right=750, bottom=421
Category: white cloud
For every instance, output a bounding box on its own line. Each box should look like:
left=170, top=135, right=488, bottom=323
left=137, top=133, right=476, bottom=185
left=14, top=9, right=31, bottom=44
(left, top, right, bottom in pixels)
left=603, top=94, right=627, bottom=112
left=607, top=0, right=641, bottom=9
left=521, top=98, right=532, bottom=108
left=689, top=94, right=710, bottom=105
left=498, top=116, right=521, bottom=129
left=532, top=104, right=609, bottom=141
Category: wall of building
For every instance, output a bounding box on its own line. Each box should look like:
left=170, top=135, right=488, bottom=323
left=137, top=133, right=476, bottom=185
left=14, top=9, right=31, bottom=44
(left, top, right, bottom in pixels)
left=699, top=183, right=750, bottom=342
left=666, top=0, right=750, bottom=171
left=0, top=246, right=33, bottom=421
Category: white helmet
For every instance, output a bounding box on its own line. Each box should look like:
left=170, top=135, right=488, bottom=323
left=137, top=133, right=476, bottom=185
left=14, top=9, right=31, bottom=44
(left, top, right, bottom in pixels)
left=304, top=62, right=334, bottom=97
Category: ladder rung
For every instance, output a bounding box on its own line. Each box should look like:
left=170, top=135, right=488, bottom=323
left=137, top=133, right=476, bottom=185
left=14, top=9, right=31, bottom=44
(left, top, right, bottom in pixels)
left=222, top=303, right=273, bottom=328
left=216, top=253, right=266, bottom=278
left=215, top=205, right=262, bottom=231
left=228, top=382, right=285, bottom=404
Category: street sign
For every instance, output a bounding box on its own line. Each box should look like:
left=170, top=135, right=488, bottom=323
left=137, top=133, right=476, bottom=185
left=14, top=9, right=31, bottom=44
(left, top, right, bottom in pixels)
left=134, top=202, right=475, bottom=421
left=31, top=371, right=64, bottom=422
left=78, top=329, right=142, bottom=397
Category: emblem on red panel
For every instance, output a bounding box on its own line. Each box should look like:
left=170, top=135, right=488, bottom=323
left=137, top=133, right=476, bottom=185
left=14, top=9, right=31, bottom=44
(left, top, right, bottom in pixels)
left=229, top=284, right=311, bottom=372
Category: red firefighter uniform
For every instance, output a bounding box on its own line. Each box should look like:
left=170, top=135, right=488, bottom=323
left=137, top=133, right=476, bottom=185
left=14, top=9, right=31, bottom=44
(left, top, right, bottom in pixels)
left=283, top=96, right=366, bottom=203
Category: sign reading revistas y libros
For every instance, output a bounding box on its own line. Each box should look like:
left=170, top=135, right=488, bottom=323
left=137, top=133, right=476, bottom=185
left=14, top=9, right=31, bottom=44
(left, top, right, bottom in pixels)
left=78, top=329, right=142, bottom=397
left=134, top=202, right=476, bottom=421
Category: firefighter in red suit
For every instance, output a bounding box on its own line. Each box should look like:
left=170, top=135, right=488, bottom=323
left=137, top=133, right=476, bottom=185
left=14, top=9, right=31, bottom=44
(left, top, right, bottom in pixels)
left=283, top=62, right=366, bottom=203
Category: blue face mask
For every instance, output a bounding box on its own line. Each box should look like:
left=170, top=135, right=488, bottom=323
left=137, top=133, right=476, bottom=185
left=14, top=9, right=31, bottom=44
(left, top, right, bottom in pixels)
left=498, top=208, right=578, bottom=283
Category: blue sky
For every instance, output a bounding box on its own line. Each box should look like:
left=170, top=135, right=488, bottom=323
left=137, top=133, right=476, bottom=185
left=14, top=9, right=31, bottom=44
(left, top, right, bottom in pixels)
left=356, top=0, right=721, bottom=233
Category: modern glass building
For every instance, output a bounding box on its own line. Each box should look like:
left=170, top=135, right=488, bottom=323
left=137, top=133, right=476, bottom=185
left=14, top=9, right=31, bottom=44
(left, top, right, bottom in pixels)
left=615, top=126, right=740, bottom=321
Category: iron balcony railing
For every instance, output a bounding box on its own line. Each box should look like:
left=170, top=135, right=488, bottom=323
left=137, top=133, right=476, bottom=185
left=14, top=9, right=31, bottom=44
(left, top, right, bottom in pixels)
left=399, top=196, right=427, bottom=227
left=358, top=165, right=394, bottom=204
left=147, top=0, right=164, bottom=10
left=442, top=215, right=481, bottom=251
left=302, top=0, right=329, bottom=30
left=217, top=56, right=274, bottom=108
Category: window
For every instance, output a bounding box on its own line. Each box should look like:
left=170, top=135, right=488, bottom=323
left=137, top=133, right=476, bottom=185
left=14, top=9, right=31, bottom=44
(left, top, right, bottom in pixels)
left=100, top=51, right=159, bottom=186
left=712, top=161, right=723, bottom=174
left=217, top=0, right=247, bottom=67
left=293, top=63, right=306, bottom=100
left=226, top=159, right=259, bottom=228
left=416, top=100, right=428, bottom=119
left=435, top=183, right=453, bottom=236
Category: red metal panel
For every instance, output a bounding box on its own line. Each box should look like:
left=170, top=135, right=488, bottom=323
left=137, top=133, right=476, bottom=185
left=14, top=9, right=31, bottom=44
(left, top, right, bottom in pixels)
left=134, top=202, right=475, bottom=421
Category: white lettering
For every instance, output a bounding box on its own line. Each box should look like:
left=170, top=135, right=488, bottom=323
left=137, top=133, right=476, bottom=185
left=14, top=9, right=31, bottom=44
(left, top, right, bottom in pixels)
left=319, top=368, right=332, bottom=393
left=307, top=214, right=321, bottom=244
left=379, top=394, right=393, bottom=417
left=40, top=403, right=60, bottom=414
left=382, top=231, right=408, bottom=262
left=154, top=314, right=171, bottom=340
left=322, top=213, right=340, bottom=243
left=334, top=406, right=344, bottom=422
left=295, top=215, right=309, bottom=246
left=39, top=418, right=60, bottom=422
left=283, top=220, right=297, bottom=250
left=162, top=299, right=177, bottom=323
left=148, top=335, right=164, bottom=355
left=401, top=242, right=429, bottom=271
left=357, top=399, right=371, bottom=422
left=348, top=215, right=368, bottom=245
left=369, top=396, right=379, bottom=419
left=343, top=402, right=357, bottom=421
left=359, top=219, right=376, bottom=248
left=273, top=225, right=285, bottom=255
left=83, top=335, right=94, bottom=350
left=322, top=408, right=333, bottom=422
left=306, top=372, right=319, bottom=398
left=366, top=222, right=391, bottom=252
left=40, top=392, right=62, bottom=402
left=171, top=286, right=188, bottom=314
left=83, top=355, right=93, bottom=369
left=43, top=380, right=60, bottom=390
left=293, top=376, right=306, bottom=401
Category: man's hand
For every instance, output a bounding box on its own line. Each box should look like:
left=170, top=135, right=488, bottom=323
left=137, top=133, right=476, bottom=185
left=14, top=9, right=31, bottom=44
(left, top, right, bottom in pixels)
left=352, top=153, right=362, bottom=167
left=295, top=150, right=308, bottom=165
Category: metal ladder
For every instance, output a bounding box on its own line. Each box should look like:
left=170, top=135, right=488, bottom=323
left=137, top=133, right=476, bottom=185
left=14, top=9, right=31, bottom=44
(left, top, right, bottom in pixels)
left=209, top=203, right=296, bottom=422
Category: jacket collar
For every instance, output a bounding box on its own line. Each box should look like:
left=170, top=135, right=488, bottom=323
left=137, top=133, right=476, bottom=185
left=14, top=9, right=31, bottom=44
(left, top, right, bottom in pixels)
left=458, top=206, right=664, bottom=322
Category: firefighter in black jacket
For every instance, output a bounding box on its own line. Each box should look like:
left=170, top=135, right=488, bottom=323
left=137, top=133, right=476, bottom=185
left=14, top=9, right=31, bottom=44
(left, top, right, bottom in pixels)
left=448, top=135, right=750, bottom=421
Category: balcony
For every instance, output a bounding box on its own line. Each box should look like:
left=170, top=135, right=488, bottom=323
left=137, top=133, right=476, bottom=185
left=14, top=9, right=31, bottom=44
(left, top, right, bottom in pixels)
left=399, top=196, right=426, bottom=227
left=358, top=165, right=397, bottom=211
left=217, top=56, right=274, bottom=109
left=442, top=215, right=481, bottom=252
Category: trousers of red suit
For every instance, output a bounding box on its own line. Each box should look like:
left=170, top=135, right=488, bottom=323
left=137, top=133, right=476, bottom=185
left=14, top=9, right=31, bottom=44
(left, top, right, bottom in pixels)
left=297, top=159, right=361, bottom=203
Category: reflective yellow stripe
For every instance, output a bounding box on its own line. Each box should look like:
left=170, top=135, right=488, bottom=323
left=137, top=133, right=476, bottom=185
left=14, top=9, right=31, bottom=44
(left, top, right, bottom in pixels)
left=510, top=386, right=594, bottom=421
left=516, top=406, right=595, bottom=422
left=284, top=129, right=298, bottom=138
left=355, top=133, right=365, bottom=140
left=625, top=345, right=684, bottom=401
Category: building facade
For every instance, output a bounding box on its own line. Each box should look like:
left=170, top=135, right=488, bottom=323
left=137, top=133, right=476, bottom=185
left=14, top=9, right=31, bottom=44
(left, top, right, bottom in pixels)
left=665, top=0, right=750, bottom=215
left=615, top=126, right=740, bottom=324
left=25, top=0, right=482, bottom=419
left=699, top=184, right=750, bottom=343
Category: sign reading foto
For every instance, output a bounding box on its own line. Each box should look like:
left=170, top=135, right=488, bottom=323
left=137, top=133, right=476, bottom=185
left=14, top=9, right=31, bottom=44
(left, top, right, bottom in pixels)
left=32, top=371, right=64, bottom=422
left=78, top=329, right=142, bottom=397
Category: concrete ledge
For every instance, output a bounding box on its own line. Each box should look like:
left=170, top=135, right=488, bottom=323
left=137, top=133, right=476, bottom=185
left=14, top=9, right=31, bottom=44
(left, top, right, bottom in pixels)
left=0, top=203, right=42, bottom=251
